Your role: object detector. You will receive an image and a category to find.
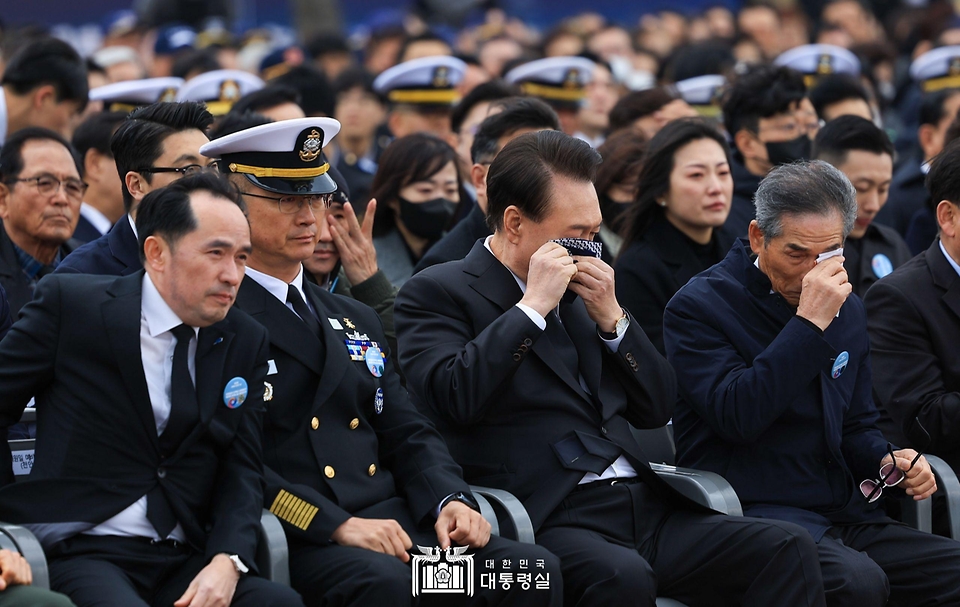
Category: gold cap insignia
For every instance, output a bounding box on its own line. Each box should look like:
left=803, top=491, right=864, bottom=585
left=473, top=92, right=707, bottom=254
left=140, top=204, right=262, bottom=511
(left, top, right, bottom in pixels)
left=817, top=54, right=833, bottom=75
left=219, top=79, right=241, bottom=102
left=950, top=57, right=960, bottom=76
left=433, top=66, right=450, bottom=88
left=264, top=381, right=273, bottom=402
left=299, top=129, right=322, bottom=162
left=158, top=87, right=178, bottom=102
left=563, top=69, right=580, bottom=89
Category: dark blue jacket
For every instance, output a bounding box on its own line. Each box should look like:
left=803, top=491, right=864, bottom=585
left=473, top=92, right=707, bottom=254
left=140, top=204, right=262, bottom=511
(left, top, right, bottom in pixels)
left=0, top=284, right=10, bottom=341
left=56, top=214, right=141, bottom=277
left=663, top=240, right=889, bottom=540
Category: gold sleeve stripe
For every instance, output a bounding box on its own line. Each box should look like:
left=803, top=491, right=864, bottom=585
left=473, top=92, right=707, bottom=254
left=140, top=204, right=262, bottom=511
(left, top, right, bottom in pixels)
left=269, top=489, right=319, bottom=531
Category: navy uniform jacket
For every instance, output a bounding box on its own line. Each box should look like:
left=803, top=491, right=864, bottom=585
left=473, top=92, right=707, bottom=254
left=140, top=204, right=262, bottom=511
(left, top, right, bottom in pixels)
left=724, top=154, right=763, bottom=239
left=0, top=273, right=269, bottom=566
left=0, top=284, right=10, bottom=340
left=874, top=158, right=927, bottom=237
left=844, top=223, right=913, bottom=298
left=663, top=240, right=889, bottom=540
left=56, top=214, right=141, bottom=277
left=234, top=276, right=469, bottom=544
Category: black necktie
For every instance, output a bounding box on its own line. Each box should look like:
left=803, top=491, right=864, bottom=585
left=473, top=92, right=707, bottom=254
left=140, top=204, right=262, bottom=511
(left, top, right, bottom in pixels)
left=545, top=309, right=582, bottom=385
left=287, top=284, right=321, bottom=337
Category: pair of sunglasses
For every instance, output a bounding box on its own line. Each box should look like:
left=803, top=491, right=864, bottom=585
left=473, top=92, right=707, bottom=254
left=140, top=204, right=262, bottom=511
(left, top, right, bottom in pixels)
left=859, top=419, right=931, bottom=503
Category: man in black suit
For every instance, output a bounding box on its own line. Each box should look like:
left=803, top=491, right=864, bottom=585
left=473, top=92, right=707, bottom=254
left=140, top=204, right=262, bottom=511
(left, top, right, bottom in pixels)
left=202, top=117, right=562, bottom=606
left=414, top=98, right=560, bottom=274
left=0, top=128, right=82, bottom=315
left=57, top=102, right=213, bottom=277
left=867, top=138, right=960, bottom=474
left=396, top=130, right=826, bottom=606
left=0, top=173, right=303, bottom=607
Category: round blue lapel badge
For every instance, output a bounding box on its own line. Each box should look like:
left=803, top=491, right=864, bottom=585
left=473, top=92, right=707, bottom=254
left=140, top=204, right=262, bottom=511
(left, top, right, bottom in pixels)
left=223, top=377, right=248, bottom=409
left=375, top=388, right=384, bottom=414
left=365, top=346, right=385, bottom=378
left=872, top=254, right=894, bottom=279
left=831, top=351, right=849, bottom=379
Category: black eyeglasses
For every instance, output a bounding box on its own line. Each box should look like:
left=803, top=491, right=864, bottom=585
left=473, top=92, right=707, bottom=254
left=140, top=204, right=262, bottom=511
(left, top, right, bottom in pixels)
left=242, top=191, right=334, bottom=214
left=7, top=175, right=88, bottom=201
left=859, top=419, right=931, bottom=503
left=134, top=164, right=204, bottom=176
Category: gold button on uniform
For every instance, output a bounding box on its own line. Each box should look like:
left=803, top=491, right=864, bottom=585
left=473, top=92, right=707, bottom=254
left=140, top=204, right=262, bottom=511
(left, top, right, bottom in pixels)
left=311, top=417, right=319, bottom=430
left=324, top=466, right=335, bottom=478
left=368, top=464, right=377, bottom=476
left=349, top=418, right=360, bottom=430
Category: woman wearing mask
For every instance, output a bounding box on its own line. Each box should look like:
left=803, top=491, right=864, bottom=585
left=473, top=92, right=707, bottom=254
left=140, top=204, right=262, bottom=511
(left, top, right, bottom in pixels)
left=614, top=118, right=736, bottom=355
left=370, top=134, right=467, bottom=286
left=595, top=129, right=646, bottom=259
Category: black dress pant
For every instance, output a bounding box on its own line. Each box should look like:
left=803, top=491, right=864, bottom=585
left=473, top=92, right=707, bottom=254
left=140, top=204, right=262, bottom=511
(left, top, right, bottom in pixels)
left=536, top=479, right=826, bottom=607
left=46, top=534, right=304, bottom=607
left=818, top=520, right=960, bottom=607
left=288, top=496, right=563, bottom=607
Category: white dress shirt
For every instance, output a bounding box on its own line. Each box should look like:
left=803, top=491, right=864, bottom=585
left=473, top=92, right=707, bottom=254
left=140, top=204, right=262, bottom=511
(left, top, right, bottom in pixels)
left=483, top=236, right=637, bottom=484
left=244, top=265, right=316, bottom=318
left=79, top=203, right=112, bottom=236
left=941, top=240, right=960, bottom=277
left=0, top=90, right=7, bottom=146
left=85, top=273, right=194, bottom=541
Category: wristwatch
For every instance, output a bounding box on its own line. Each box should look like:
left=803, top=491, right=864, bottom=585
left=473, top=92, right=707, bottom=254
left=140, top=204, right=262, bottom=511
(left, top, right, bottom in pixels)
left=227, top=554, right=249, bottom=575
left=599, top=309, right=630, bottom=340
left=439, top=491, right=481, bottom=513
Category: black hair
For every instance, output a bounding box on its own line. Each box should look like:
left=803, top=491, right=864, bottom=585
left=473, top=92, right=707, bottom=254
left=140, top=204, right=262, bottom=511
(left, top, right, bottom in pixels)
left=812, top=115, right=893, bottom=167
left=451, top=79, right=518, bottom=135
left=808, top=74, right=871, bottom=121
left=171, top=48, right=222, bottom=80
left=723, top=64, right=806, bottom=136
left=471, top=97, right=560, bottom=164
left=271, top=65, right=335, bottom=117
left=919, top=89, right=960, bottom=128
left=664, top=40, right=735, bottom=83
left=398, top=32, right=451, bottom=63
left=332, top=65, right=380, bottom=99
left=0, top=127, right=82, bottom=182
left=231, top=85, right=302, bottom=116
left=71, top=111, right=127, bottom=159
left=619, top=118, right=730, bottom=245
left=111, top=101, right=214, bottom=212
left=136, top=171, right=245, bottom=261
left=209, top=111, right=273, bottom=140
left=928, top=139, right=960, bottom=208
left=486, top=130, right=601, bottom=232
left=1, top=36, right=89, bottom=111
left=306, top=32, right=350, bottom=58
left=85, top=57, right=106, bottom=76
left=608, top=88, right=679, bottom=133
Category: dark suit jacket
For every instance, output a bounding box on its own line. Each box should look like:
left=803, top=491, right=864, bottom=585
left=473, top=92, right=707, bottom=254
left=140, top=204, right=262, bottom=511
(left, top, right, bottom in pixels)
left=72, top=214, right=106, bottom=244
left=395, top=241, right=698, bottom=531
left=0, top=272, right=270, bottom=567
left=844, top=223, right=913, bottom=298
left=235, top=276, right=468, bottom=545
left=615, top=217, right=736, bottom=355
left=56, top=214, right=141, bottom=277
left=0, top=285, right=10, bottom=341
left=414, top=205, right=491, bottom=275
left=723, top=154, right=763, bottom=239
left=664, top=240, right=889, bottom=540
left=0, top=222, right=79, bottom=316
left=874, top=158, right=927, bottom=237
left=865, top=240, right=960, bottom=472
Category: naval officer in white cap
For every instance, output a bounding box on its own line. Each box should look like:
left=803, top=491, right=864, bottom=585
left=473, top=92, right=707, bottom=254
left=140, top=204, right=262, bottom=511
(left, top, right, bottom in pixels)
left=89, top=77, right=184, bottom=113
left=373, top=55, right=466, bottom=146
left=505, top=55, right=596, bottom=135
left=177, top=69, right=265, bottom=117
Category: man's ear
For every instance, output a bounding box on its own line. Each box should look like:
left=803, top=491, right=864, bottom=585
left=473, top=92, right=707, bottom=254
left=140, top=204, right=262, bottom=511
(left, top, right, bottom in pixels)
left=734, top=129, right=761, bottom=160
left=937, top=200, right=958, bottom=239
left=470, top=163, right=488, bottom=192
left=0, top=183, right=10, bottom=220
left=387, top=111, right=404, bottom=138
left=747, top=219, right=765, bottom=255
left=31, top=84, right=57, bottom=110
left=501, top=205, right=523, bottom=244
left=142, top=234, right=165, bottom=271
left=125, top=171, right=147, bottom=201
left=918, top=124, right=939, bottom=160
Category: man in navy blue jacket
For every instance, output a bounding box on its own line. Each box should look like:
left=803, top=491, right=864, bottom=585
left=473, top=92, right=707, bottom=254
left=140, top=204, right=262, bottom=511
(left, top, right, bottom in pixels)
left=664, top=160, right=960, bottom=607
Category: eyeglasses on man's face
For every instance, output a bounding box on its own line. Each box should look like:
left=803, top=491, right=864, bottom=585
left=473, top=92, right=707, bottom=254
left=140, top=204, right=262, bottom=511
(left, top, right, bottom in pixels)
left=242, top=191, right=334, bottom=214
left=7, top=174, right=88, bottom=202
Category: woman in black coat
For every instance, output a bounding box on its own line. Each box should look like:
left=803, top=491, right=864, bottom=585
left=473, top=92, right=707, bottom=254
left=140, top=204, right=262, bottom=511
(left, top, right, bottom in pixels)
left=614, top=118, right=736, bottom=354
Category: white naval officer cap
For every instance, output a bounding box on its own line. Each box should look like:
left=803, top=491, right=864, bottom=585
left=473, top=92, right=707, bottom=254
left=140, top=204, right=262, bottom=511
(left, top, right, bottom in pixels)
left=504, top=56, right=596, bottom=107
left=910, top=46, right=960, bottom=93
left=176, top=69, right=265, bottom=116
left=773, top=44, right=860, bottom=87
left=674, top=75, right=727, bottom=118
left=373, top=55, right=467, bottom=107
left=89, top=77, right=185, bottom=113
left=200, top=117, right=341, bottom=195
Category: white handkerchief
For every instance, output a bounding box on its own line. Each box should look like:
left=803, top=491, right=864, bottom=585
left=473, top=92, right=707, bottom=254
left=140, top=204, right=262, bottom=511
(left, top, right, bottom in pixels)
left=816, top=248, right=844, bottom=263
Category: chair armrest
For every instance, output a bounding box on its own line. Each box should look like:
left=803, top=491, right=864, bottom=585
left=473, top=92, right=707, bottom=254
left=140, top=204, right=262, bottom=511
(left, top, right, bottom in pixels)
left=0, top=522, right=49, bottom=589
left=472, top=492, right=500, bottom=538
left=256, top=510, right=289, bottom=585
left=650, top=464, right=743, bottom=516
left=898, top=495, right=932, bottom=534
left=469, top=486, right=536, bottom=544
left=926, top=454, right=960, bottom=540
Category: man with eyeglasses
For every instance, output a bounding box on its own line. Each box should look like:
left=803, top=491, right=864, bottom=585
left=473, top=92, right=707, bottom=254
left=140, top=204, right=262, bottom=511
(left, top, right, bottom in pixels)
left=202, top=118, right=562, bottom=607
left=0, top=127, right=84, bottom=315
left=58, top=102, right=214, bottom=277
left=723, top=64, right=821, bottom=238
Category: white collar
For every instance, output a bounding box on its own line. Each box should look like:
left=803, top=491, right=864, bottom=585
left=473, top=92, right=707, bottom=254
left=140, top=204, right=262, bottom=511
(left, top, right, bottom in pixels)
left=80, top=203, right=113, bottom=236
left=141, top=272, right=195, bottom=338
left=128, top=213, right=138, bottom=239
left=921, top=160, right=931, bottom=175
left=940, top=240, right=960, bottom=278
left=0, top=89, right=7, bottom=146
left=484, top=235, right=527, bottom=294
left=244, top=264, right=308, bottom=305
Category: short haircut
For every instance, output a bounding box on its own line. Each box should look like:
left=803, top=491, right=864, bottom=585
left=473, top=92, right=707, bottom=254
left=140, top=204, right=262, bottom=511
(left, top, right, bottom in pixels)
left=812, top=115, right=893, bottom=167
left=451, top=79, right=518, bottom=135
left=171, top=48, right=221, bottom=80
left=470, top=97, right=560, bottom=164
left=595, top=128, right=646, bottom=199
left=1, top=36, right=88, bottom=111
left=486, top=130, right=601, bottom=232
left=86, top=57, right=106, bottom=76
left=333, top=66, right=381, bottom=100
left=723, top=64, right=806, bottom=136
left=209, top=111, right=273, bottom=140
left=306, top=32, right=350, bottom=58
left=754, top=160, right=857, bottom=241
left=608, top=88, right=678, bottom=133
left=136, top=171, right=245, bottom=261
left=111, top=101, right=214, bottom=212
left=71, top=111, right=128, bottom=159
left=927, top=138, right=960, bottom=207
left=271, top=65, right=335, bottom=117
left=808, top=74, right=870, bottom=120
left=0, top=127, right=82, bottom=182
left=231, top=85, right=302, bottom=115
left=665, top=41, right=735, bottom=83
left=398, top=31, right=451, bottom=62
left=919, top=89, right=960, bottom=128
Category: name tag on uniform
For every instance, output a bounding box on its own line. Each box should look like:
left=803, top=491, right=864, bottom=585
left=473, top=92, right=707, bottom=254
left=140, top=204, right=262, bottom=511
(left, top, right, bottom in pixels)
left=345, top=339, right=380, bottom=361
left=267, top=359, right=278, bottom=375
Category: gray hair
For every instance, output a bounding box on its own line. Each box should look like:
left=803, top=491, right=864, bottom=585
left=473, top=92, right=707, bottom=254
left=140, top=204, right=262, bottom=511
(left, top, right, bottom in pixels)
left=753, top=160, right=857, bottom=241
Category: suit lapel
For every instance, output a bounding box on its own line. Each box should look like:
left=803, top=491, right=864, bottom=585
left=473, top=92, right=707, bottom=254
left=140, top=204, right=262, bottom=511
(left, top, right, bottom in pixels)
left=303, top=284, right=349, bottom=407
left=109, top=218, right=142, bottom=275
left=560, top=300, right=603, bottom=405
left=237, top=278, right=323, bottom=375
left=195, top=324, right=234, bottom=424
left=102, top=273, right=159, bottom=451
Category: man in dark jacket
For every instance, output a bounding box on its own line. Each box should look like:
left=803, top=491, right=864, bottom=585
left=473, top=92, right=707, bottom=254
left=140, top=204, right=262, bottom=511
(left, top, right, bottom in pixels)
left=664, top=160, right=960, bottom=607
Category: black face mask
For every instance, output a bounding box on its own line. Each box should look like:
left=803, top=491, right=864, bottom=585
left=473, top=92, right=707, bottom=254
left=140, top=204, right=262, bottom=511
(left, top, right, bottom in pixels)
left=599, top=194, right=633, bottom=231
left=398, top=196, right=457, bottom=240
left=765, top=135, right=812, bottom=166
